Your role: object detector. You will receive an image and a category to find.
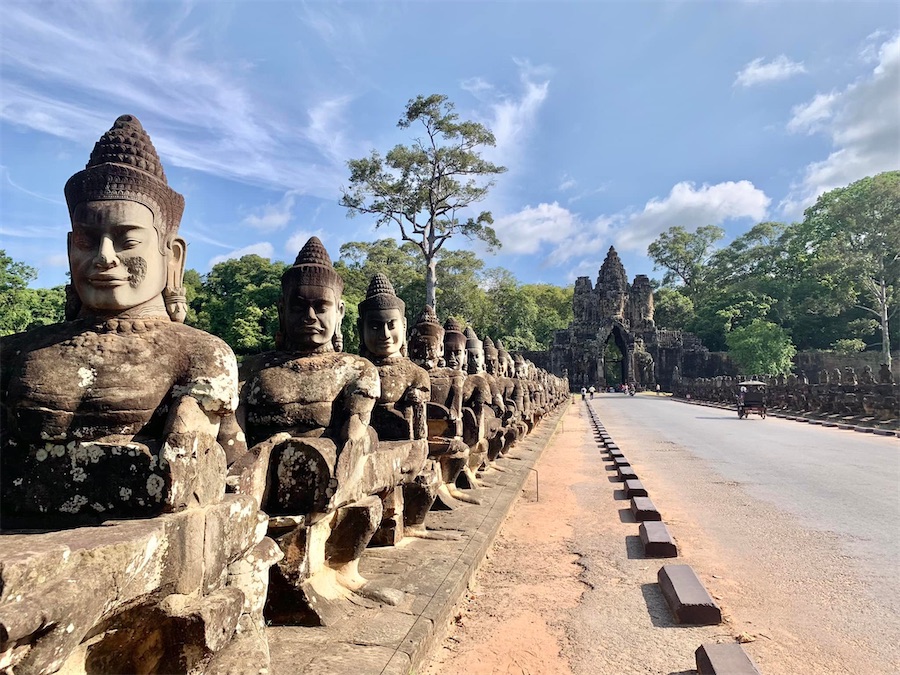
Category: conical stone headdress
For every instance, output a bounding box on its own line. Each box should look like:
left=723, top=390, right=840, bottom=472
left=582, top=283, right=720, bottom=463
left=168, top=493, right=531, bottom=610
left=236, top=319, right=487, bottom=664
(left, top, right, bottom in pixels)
left=443, top=317, right=466, bottom=348
left=283, top=236, right=344, bottom=292
left=483, top=335, right=498, bottom=358
left=411, top=305, right=444, bottom=339
left=464, top=326, right=482, bottom=351
left=64, top=115, right=184, bottom=239
left=358, top=273, right=405, bottom=315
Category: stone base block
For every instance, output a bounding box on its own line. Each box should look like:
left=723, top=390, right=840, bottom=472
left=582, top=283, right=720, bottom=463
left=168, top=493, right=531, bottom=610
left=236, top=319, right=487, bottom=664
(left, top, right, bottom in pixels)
left=639, top=521, right=677, bottom=558
left=624, top=479, right=647, bottom=498
left=657, top=564, right=721, bottom=625
left=630, top=496, right=661, bottom=521
left=617, top=464, right=638, bottom=481
left=695, top=642, right=761, bottom=674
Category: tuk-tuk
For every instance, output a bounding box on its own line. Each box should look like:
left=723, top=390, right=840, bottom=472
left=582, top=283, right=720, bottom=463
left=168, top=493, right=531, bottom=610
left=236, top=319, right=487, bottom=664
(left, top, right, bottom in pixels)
left=737, top=380, right=767, bottom=419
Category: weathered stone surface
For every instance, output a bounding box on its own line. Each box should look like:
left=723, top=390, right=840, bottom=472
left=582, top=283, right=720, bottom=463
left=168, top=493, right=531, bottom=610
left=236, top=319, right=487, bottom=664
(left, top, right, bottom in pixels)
left=695, top=642, right=761, bottom=674
left=624, top=478, right=648, bottom=498
left=631, top=496, right=661, bottom=521
left=639, top=521, right=678, bottom=557
left=657, top=564, right=722, bottom=625
left=617, top=464, right=639, bottom=481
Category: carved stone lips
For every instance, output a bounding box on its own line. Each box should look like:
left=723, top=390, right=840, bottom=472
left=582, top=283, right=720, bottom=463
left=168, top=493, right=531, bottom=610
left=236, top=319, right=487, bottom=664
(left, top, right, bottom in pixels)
left=89, top=275, right=128, bottom=287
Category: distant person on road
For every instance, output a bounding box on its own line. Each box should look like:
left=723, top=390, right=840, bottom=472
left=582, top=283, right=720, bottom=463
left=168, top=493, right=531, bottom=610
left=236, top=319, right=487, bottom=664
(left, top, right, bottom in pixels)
left=581, top=386, right=587, bottom=400
left=589, top=385, right=596, bottom=399
left=656, top=383, right=661, bottom=395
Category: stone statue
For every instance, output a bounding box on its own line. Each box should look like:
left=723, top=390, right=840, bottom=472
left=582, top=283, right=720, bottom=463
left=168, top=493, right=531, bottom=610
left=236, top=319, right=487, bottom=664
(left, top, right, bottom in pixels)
left=1, top=114, right=238, bottom=521
left=228, top=237, right=389, bottom=624
left=408, top=306, right=478, bottom=507
left=859, top=365, right=875, bottom=385
left=878, top=363, right=893, bottom=384
left=495, top=340, right=527, bottom=448
left=0, top=115, right=276, bottom=674
left=356, top=273, right=445, bottom=542
left=843, top=366, right=858, bottom=386
left=477, top=335, right=509, bottom=468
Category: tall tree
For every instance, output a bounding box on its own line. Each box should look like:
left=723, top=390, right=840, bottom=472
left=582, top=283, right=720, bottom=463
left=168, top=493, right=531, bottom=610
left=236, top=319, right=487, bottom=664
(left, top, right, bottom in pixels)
left=797, top=171, right=900, bottom=368
left=647, top=225, right=724, bottom=299
left=341, top=94, right=507, bottom=310
left=725, top=319, right=796, bottom=376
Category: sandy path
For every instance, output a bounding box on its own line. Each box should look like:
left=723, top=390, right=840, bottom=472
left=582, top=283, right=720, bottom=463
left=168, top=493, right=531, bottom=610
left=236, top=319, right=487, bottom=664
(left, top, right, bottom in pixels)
left=423, top=404, right=585, bottom=675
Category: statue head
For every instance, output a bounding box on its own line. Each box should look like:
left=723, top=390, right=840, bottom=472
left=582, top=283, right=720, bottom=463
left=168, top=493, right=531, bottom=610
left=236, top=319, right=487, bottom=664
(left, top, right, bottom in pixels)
left=443, top=317, right=468, bottom=373
left=409, top=306, right=444, bottom=370
left=496, top=340, right=514, bottom=378
left=357, top=273, right=407, bottom=361
left=483, top=336, right=500, bottom=376
left=277, top=237, right=345, bottom=353
left=64, top=115, right=187, bottom=321
left=465, top=327, right=485, bottom=375
left=513, top=354, right=528, bottom=379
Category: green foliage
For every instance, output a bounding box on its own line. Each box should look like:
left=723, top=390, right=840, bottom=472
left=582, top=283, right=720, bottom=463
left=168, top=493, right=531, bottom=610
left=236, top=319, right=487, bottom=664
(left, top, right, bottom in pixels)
left=653, top=288, right=695, bottom=330
left=341, top=94, right=507, bottom=309
left=725, top=319, right=796, bottom=376
left=831, top=338, right=866, bottom=356
left=187, top=255, right=288, bottom=356
left=0, top=251, right=65, bottom=335
left=646, top=225, right=724, bottom=297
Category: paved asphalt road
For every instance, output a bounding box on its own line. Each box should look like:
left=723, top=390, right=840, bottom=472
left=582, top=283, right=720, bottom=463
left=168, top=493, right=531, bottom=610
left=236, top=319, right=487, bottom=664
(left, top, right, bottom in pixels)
left=583, top=393, right=899, bottom=674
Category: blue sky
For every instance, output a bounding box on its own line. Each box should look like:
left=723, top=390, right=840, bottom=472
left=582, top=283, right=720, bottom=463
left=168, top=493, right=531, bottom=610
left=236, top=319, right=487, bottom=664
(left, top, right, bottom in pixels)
left=2, top=1, right=898, bottom=290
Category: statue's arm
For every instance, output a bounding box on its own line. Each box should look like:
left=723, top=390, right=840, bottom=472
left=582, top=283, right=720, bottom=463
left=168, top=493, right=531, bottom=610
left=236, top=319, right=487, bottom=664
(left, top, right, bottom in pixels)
left=340, top=359, right=380, bottom=446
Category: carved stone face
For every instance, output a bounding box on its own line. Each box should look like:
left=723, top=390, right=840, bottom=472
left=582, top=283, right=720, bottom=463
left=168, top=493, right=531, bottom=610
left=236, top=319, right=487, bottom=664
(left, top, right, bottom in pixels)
left=69, top=200, right=166, bottom=315
left=409, top=333, right=443, bottom=370
left=467, top=346, right=485, bottom=375
left=282, top=283, right=345, bottom=352
left=484, top=352, right=500, bottom=376
left=361, top=307, right=405, bottom=360
left=514, top=358, right=527, bottom=379
left=444, top=339, right=467, bottom=373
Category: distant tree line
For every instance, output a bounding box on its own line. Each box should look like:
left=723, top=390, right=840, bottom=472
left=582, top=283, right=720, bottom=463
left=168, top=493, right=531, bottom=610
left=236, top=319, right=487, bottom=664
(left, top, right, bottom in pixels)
left=650, top=171, right=899, bottom=374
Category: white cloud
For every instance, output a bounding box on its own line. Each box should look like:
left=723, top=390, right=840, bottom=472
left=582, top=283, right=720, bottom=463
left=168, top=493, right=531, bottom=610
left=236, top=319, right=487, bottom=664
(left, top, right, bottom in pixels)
left=209, top=242, right=274, bottom=267
left=787, top=92, right=838, bottom=135
left=243, top=192, right=298, bottom=231
left=285, top=229, right=326, bottom=256
left=0, top=2, right=357, bottom=196
left=614, top=181, right=771, bottom=253
left=781, top=33, right=900, bottom=217
left=478, top=59, right=551, bottom=167
left=734, top=55, right=806, bottom=87
left=494, top=202, right=578, bottom=255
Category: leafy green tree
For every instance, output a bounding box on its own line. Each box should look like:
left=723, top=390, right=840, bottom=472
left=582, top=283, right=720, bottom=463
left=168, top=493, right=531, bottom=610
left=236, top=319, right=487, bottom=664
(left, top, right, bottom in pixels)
left=0, top=251, right=65, bottom=335
left=646, top=225, right=724, bottom=298
left=725, top=319, right=796, bottom=376
left=190, top=255, right=287, bottom=356
left=831, top=338, right=866, bottom=356
left=341, top=94, right=507, bottom=310
left=653, top=287, right=695, bottom=330
left=797, top=171, right=900, bottom=368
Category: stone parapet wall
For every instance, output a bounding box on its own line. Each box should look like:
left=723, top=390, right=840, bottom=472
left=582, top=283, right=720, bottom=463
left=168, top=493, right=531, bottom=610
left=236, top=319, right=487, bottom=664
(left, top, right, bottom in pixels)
left=672, top=372, right=898, bottom=424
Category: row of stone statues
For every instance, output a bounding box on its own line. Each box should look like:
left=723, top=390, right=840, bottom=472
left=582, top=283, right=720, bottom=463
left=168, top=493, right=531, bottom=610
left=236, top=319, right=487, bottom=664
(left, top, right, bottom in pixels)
left=0, top=115, right=569, bottom=674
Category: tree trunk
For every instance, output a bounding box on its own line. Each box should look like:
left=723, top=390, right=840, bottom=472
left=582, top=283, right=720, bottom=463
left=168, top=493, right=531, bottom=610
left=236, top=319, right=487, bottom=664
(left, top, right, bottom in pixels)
left=877, top=276, right=891, bottom=370
left=426, top=257, right=438, bottom=310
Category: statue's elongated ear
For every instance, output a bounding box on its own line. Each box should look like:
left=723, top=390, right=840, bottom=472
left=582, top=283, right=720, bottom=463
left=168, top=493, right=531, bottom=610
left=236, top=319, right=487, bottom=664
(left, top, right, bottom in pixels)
left=164, top=236, right=187, bottom=323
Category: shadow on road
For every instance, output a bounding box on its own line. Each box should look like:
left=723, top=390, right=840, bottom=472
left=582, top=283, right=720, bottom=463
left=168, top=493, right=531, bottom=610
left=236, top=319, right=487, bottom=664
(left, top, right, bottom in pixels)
left=640, top=583, right=678, bottom=628
left=625, top=535, right=644, bottom=559
left=613, top=488, right=627, bottom=501
left=694, top=416, right=741, bottom=421
left=618, top=508, right=636, bottom=523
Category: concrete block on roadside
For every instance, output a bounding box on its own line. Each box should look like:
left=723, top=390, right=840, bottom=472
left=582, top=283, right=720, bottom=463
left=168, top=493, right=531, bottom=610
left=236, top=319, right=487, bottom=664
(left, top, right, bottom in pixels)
left=613, top=455, right=630, bottom=467
left=617, top=464, right=638, bottom=481
left=695, top=643, right=761, bottom=674
left=639, top=521, right=677, bottom=558
left=624, top=479, right=647, bottom=498
left=630, top=496, right=661, bottom=521
left=657, top=565, right=721, bottom=625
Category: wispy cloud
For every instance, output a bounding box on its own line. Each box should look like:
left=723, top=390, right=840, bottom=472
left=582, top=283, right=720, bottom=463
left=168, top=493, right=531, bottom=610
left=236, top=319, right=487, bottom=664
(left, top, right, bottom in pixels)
left=0, top=2, right=358, bottom=196
left=558, top=174, right=577, bottom=192
left=243, top=191, right=298, bottom=231
left=209, top=242, right=275, bottom=267
left=734, top=55, right=806, bottom=87
left=781, top=33, right=900, bottom=217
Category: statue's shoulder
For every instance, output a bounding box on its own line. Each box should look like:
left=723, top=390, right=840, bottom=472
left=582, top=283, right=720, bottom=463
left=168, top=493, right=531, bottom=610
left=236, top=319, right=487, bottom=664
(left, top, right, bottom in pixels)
left=167, top=323, right=236, bottom=368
